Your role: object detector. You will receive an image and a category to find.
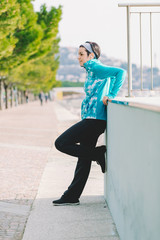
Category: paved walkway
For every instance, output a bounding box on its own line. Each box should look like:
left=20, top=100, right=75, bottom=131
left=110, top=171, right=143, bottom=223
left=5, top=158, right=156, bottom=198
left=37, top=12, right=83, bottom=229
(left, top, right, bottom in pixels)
left=0, top=100, right=120, bottom=240
left=0, top=101, right=57, bottom=239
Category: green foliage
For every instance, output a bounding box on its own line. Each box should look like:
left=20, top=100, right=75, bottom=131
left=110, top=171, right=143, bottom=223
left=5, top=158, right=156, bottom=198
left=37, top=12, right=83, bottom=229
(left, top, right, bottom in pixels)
left=10, top=41, right=62, bottom=93
left=30, top=4, right=62, bottom=60
left=0, top=0, right=62, bottom=93
left=0, top=0, right=21, bottom=61
left=61, top=81, right=84, bottom=87
left=0, top=0, right=44, bottom=70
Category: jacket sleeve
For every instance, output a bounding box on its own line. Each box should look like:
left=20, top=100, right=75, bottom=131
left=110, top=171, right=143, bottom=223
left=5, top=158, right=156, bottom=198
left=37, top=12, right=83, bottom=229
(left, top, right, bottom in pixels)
left=92, top=63, right=127, bottom=99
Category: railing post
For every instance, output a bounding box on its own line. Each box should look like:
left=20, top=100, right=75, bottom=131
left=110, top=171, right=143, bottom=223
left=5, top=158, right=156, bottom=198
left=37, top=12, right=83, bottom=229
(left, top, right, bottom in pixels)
left=126, top=6, right=133, bottom=97
left=139, top=13, right=143, bottom=90
left=150, top=12, right=153, bottom=90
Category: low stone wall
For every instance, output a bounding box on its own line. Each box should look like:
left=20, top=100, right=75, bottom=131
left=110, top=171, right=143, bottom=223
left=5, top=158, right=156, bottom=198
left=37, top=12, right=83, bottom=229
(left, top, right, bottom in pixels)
left=104, top=99, right=160, bottom=240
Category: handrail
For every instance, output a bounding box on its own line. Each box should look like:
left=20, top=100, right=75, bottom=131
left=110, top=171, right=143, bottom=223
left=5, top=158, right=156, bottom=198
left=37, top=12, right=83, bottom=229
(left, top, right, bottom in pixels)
left=118, top=3, right=160, bottom=97
left=119, top=3, right=160, bottom=7
left=108, top=97, right=160, bottom=113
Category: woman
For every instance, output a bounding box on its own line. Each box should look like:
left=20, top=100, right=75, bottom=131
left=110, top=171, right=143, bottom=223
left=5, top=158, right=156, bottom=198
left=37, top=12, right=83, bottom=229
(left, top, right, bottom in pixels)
left=53, top=41, right=126, bottom=206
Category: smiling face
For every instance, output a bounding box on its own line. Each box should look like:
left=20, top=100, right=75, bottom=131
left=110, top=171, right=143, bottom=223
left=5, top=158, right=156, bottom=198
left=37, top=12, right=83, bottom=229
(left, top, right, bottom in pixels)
left=78, top=47, right=94, bottom=67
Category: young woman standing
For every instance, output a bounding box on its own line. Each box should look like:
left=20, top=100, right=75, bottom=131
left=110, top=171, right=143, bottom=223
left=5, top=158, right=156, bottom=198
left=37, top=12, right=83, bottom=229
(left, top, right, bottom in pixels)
left=53, top=41, right=126, bottom=206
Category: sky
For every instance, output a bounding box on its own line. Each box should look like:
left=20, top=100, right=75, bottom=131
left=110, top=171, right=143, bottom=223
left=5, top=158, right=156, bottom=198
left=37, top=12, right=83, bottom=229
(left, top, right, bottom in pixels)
left=32, top=0, right=160, bottom=67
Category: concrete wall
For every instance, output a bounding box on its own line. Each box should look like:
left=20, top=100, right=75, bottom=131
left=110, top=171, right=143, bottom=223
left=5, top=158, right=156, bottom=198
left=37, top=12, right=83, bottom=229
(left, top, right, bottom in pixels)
left=104, top=102, right=160, bottom=240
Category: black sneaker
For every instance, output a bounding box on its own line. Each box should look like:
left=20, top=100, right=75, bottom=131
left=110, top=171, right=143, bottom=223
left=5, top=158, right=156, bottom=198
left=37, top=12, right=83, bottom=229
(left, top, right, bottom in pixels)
left=96, top=156, right=106, bottom=173
left=52, top=198, right=80, bottom=206
left=96, top=146, right=106, bottom=173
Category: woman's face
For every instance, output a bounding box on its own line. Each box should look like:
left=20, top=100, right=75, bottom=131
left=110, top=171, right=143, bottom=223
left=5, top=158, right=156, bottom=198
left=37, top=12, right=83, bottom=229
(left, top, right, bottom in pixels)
left=78, top=47, right=92, bottom=67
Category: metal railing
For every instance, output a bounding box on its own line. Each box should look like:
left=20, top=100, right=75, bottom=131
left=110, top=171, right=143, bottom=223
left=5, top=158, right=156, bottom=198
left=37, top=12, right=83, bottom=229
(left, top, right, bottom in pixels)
left=118, top=3, right=160, bottom=97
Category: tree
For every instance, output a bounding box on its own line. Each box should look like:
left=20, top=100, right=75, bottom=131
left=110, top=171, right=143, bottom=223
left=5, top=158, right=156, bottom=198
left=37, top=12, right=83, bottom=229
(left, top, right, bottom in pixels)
left=0, top=1, right=62, bottom=108
left=0, top=0, right=43, bottom=108
left=0, top=0, right=21, bottom=62
left=0, top=0, right=21, bottom=109
left=0, top=0, right=43, bottom=71
left=31, top=4, right=62, bottom=60
left=10, top=41, right=62, bottom=94
left=9, top=4, right=62, bottom=94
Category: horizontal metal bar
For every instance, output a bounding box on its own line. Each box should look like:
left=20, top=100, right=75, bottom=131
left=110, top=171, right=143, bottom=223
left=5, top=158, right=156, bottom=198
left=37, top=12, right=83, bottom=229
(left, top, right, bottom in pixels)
left=131, top=11, right=160, bottom=13
left=118, top=3, right=160, bottom=7
left=131, top=89, right=160, bottom=91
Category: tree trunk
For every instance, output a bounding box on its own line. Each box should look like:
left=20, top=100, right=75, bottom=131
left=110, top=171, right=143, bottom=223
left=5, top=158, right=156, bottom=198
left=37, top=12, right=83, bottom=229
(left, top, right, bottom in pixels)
left=17, top=91, right=20, bottom=105
left=14, top=87, right=18, bottom=106
left=10, top=87, right=13, bottom=108
left=4, top=84, right=8, bottom=109
left=34, top=94, right=37, bottom=101
left=21, top=90, right=23, bottom=104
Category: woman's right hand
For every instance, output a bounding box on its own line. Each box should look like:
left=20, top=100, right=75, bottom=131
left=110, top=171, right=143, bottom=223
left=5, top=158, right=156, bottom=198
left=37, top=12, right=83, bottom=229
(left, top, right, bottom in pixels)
left=103, top=96, right=109, bottom=106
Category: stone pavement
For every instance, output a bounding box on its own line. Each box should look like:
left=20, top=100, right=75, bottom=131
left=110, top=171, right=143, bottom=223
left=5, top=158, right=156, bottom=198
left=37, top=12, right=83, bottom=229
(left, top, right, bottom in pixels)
left=0, top=100, right=57, bottom=240
left=0, top=99, right=120, bottom=240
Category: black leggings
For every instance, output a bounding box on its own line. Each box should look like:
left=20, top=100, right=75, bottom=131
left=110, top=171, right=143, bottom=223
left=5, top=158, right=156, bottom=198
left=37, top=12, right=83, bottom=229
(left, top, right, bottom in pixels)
left=55, top=118, right=106, bottom=200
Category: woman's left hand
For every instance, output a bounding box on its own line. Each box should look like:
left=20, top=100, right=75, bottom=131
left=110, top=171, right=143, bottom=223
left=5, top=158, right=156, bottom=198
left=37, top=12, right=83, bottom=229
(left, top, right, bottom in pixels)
left=103, top=96, right=109, bottom=106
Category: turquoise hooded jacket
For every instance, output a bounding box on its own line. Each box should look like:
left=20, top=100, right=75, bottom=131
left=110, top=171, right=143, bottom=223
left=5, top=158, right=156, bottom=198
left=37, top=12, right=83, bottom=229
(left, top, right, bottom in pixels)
left=81, top=59, right=126, bottom=121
